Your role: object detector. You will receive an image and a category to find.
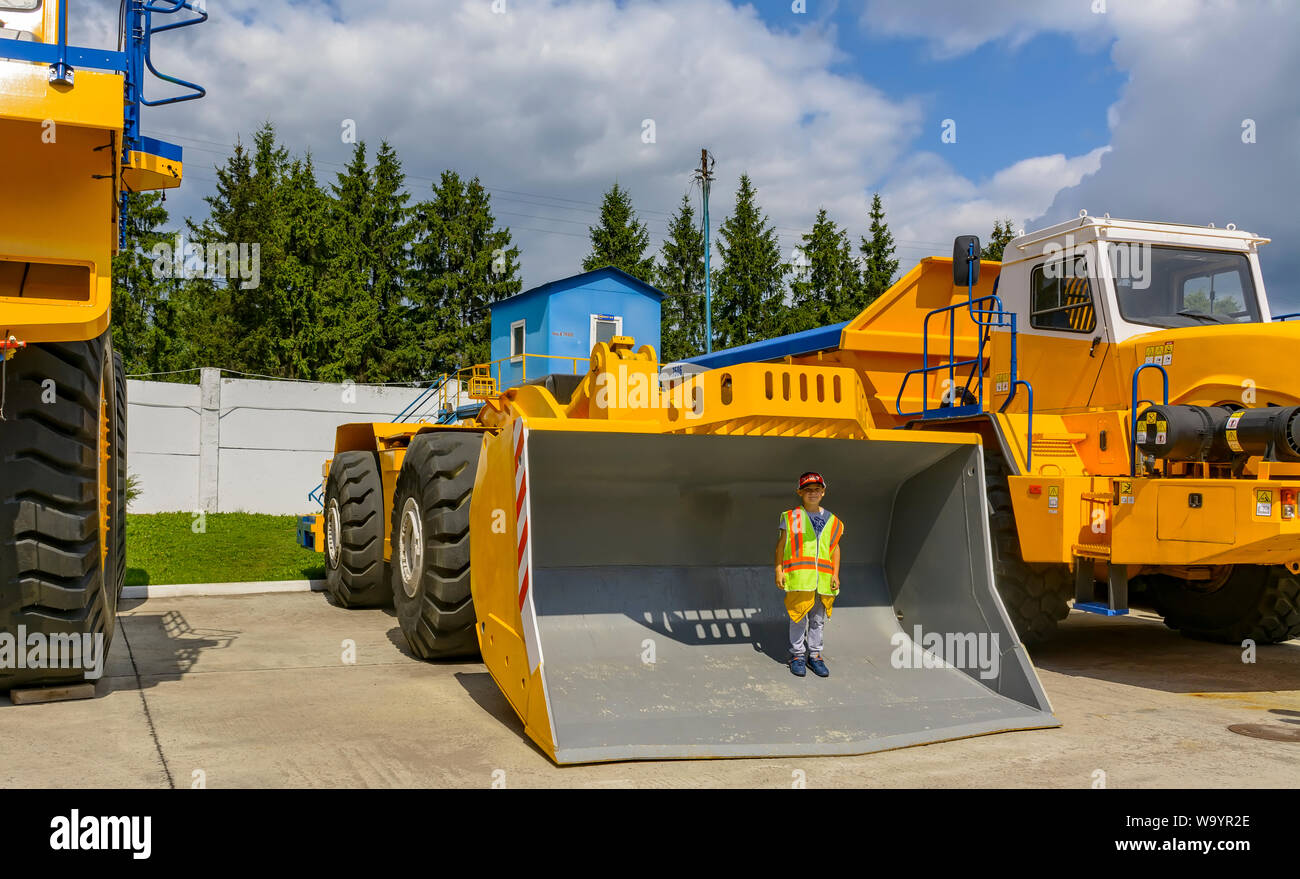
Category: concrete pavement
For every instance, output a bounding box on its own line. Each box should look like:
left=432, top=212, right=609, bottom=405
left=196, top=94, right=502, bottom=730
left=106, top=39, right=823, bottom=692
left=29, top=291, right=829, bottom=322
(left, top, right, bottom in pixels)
left=2, top=592, right=1297, bottom=788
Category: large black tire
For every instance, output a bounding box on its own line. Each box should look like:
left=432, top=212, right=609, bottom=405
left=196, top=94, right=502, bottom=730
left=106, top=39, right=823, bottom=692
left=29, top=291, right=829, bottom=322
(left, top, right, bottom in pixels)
left=0, top=331, right=122, bottom=690
left=111, top=350, right=126, bottom=611
left=389, top=431, right=481, bottom=659
left=1146, top=565, right=1300, bottom=644
left=322, top=451, right=391, bottom=608
left=984, top=453, right=1072, bottom=646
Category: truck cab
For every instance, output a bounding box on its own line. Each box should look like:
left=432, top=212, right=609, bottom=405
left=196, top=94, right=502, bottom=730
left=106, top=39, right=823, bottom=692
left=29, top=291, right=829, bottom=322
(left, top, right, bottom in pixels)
left=989, top=213, right=1289, bottom=416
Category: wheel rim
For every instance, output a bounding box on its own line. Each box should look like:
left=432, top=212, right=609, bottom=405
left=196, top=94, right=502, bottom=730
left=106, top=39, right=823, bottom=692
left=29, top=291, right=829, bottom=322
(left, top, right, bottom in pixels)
left=398, top=497, right=423, bottom=599
left=325, top=498, right=341, bottom=568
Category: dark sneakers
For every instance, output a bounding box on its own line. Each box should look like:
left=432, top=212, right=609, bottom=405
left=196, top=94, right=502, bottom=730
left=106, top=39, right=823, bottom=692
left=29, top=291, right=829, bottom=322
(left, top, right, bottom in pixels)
left=789, top=657, right=807, bottom=677
left=807, top=654, right=829, bottom=677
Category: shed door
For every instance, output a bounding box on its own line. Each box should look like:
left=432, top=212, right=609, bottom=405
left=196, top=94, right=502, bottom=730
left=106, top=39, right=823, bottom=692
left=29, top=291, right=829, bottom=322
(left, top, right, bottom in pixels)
left=590, top=314, right=622, bottom=351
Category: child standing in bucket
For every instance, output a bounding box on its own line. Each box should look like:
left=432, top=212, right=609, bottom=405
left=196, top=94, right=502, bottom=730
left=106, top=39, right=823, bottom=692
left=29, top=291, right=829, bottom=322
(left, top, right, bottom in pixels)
left=775, top=472, right=842, bottom=678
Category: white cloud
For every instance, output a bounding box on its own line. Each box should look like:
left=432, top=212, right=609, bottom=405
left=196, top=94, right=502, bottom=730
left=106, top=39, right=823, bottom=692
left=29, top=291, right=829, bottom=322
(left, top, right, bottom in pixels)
left=146, top=0, right=927, bottom=290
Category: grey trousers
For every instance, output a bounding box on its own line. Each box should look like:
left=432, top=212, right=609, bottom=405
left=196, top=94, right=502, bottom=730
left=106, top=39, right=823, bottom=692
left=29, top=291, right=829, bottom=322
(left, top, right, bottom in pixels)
left=789, top=595, right=828, bottom=658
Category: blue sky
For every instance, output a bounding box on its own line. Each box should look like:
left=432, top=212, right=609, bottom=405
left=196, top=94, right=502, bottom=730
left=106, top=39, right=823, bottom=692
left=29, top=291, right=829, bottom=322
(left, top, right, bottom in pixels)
left=744, top=0, right=1125, bottom=185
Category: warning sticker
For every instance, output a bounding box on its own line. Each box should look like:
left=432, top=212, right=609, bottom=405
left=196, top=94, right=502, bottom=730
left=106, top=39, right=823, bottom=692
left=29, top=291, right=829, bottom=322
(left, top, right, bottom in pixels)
left=1119, top=480, right=1135, bottom=505
left=1156, top=419, right=1168, bottom=446
left=995, top=372, right=1010, bottom=394
left=1257, top=489, right=1274, bottom=518
left=1226, top=412, right=1244, bottom=453
left=1162, top=342, right=1174, bottom=366
left=1048, top=485, right=1060, bottom=514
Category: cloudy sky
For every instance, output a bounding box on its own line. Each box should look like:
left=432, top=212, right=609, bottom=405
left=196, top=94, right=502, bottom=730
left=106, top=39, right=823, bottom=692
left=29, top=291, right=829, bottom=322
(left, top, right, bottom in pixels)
left=82, top=0, right=1300, bottom=311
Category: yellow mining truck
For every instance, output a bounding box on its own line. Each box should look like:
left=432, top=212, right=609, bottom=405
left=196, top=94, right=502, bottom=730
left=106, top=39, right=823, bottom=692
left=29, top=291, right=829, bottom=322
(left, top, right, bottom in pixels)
left=0, top=1, right=205, bottom=690
left=784, top=215, right=1299, bottom=647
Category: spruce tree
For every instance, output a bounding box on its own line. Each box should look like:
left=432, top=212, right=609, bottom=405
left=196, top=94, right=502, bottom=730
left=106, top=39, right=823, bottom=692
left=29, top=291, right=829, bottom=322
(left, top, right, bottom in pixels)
left=112, top=191, right=181, bottom=375
left=981, top=218, right=1018, bottom=262
left=789, top=208, right=861, bottom=331
left=713, top=174, right=788, bottom=348
left=318, top=141, right=413, bottom=383
left=410, top=171, right=522, bottom=376
left=582, top=182, right=654, bottom=282
left=859, top=192, right=899, bottom=305
left=655, top=195, right=707, bottom=362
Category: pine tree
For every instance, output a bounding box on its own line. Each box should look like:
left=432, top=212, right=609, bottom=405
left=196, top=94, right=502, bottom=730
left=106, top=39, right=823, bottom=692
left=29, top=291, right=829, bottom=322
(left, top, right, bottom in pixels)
left=317, top=141, right=414, bottom=383
left=410, top=171, right=522, bottom=376
left=582, top=182, right=654, bottom=282
left=788, top=208, right=861, bottom=332
left=655, top=195, right=707, bottom=362
left=981, top=218, right=1018, bottom=262
left=859, top=192, right=899, bottom=305
left=112, top=192, right=182, bottom=375
left=713, top=174, right=788, bottom=349
left=184, top=124, right=333, bottom=379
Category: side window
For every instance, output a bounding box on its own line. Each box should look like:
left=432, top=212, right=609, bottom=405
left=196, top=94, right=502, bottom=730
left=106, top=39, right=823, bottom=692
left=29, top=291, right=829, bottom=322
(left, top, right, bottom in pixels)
left=1031, top=262, right=1097, bottom=333
left=510, top=319, right=525, bottom=361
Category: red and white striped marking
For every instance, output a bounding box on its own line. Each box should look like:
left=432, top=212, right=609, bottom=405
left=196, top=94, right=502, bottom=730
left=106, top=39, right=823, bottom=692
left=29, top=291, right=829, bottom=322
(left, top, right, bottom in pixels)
left=513, top=419, right=542, bottom=673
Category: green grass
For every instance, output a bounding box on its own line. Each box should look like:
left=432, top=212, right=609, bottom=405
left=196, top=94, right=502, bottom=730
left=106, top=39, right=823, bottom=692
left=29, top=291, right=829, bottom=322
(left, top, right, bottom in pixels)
left=125, top=512, right=326, bottom=586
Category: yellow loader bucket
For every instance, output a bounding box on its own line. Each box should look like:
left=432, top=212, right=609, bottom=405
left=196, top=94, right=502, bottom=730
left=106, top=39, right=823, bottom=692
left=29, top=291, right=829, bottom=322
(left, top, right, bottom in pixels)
left=473, top=425, right=1057, bottom=764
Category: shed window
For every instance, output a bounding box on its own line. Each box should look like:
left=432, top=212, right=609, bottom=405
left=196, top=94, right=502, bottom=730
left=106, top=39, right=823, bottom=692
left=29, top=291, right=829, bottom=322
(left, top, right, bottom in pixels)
left=510, top=319, right=525, bottom=361
left=591, top=314, right=622, bottom=350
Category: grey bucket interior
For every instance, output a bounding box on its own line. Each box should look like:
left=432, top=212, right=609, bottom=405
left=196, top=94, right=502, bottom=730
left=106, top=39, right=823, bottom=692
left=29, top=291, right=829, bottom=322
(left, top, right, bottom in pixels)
left=526, top=430, right=1057, bottom=764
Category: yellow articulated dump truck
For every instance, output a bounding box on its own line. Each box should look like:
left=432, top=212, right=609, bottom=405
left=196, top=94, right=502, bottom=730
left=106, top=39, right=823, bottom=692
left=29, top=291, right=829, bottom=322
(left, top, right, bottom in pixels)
left=1, top=1, right=205, bottom=690
left=785, top=213, right=1300, bottom=647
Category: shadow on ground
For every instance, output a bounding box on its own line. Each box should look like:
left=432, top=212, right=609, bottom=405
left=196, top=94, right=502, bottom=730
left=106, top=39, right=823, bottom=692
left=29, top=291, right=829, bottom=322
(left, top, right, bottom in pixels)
left=1029, top=610, right=1300, bottom=694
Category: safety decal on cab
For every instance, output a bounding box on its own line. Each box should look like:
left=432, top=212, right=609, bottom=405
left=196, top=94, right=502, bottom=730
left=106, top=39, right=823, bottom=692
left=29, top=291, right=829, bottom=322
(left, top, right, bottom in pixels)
left=1225, top=412, right=1244, bottom=453
left=1047, top=485, right=1060, bottom=514
left=1136, top=411, right=1158, bottom=444
left=995, top=372, right=1010, bottom=394
left=1118, top=480, right=1135, bottom=505
left=1142, top=343, right=1174, bottom=366
left=1256, top=489, right=1274, bottom=518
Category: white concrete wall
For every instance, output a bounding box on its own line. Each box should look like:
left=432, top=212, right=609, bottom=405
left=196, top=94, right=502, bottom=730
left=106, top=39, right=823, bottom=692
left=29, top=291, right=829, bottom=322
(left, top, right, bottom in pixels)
left=126, top=370, right=468, bottom=515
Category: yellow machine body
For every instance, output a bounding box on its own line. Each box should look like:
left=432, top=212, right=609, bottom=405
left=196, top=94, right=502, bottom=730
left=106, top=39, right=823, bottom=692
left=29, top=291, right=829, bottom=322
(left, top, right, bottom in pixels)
left=321, top=340, right=1057, bottom=763
left=0, top=0, right=186, bottom=345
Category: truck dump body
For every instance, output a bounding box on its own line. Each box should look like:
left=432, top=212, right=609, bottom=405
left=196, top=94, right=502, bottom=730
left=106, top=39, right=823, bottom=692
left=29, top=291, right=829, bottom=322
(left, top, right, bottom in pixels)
left=506, top=430, right=1056, bottom=763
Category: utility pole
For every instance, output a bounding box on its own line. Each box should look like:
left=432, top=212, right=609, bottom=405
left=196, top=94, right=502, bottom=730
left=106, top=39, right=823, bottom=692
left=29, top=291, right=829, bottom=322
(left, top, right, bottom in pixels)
left=694, top=148, right=715, bottom=353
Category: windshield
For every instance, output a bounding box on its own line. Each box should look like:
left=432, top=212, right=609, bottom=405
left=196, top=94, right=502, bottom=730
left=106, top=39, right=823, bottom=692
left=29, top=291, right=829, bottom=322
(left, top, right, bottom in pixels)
left=1112, top=245, right=1262, bottom=328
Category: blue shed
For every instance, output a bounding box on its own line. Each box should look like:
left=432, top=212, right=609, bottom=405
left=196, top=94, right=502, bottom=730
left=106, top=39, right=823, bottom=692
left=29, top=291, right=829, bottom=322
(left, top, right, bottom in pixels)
left=488, top=266, right=664, bottom=389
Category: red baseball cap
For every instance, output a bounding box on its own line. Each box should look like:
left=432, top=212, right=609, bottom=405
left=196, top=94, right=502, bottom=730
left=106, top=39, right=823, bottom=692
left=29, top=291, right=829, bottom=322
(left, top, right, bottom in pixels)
left=798, top=472, right=826, bottom=490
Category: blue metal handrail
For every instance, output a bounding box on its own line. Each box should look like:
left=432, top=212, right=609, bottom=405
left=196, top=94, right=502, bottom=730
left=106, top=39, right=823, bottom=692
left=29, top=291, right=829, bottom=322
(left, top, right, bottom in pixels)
left=1129, top=363, right=1170, bottom=476
left=1274, top=312, right=1300, bottom=322
left=137, top=1, right=208, bottom=107
left=895, top=241, right=1017, bottom=420
left=894, top=293, right=1003, bottom=418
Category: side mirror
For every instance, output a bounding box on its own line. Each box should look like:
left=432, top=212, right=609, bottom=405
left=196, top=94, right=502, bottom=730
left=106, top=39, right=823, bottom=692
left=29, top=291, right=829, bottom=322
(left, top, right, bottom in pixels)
left=953, top=235, right=980, bottom=287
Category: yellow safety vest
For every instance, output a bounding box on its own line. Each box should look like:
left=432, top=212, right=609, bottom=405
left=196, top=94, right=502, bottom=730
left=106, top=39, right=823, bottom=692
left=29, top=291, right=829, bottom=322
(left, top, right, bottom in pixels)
left=780, top=507, right=843, bottom=620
